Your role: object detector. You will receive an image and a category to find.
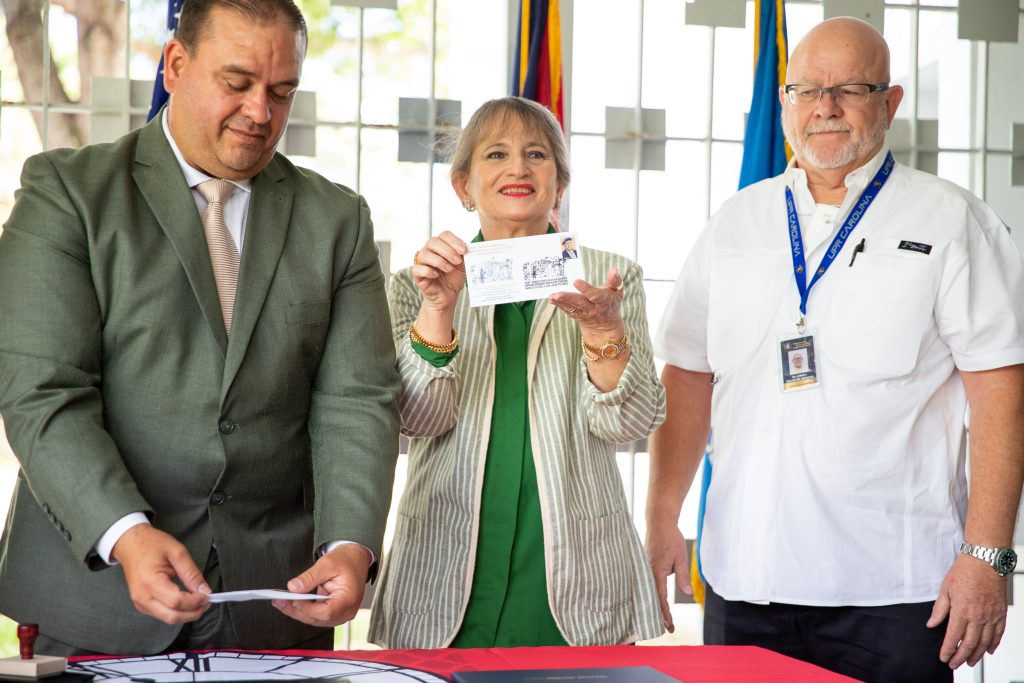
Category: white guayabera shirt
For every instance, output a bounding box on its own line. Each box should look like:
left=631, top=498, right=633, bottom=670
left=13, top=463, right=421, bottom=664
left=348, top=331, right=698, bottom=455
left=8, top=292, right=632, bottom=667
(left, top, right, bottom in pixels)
left=656, top=145, right=1024, bottom=606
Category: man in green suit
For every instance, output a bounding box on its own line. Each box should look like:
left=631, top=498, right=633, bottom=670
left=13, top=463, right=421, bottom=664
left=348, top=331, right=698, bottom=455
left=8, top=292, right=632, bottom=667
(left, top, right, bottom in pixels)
left=0, top=0, right=400, bottom=655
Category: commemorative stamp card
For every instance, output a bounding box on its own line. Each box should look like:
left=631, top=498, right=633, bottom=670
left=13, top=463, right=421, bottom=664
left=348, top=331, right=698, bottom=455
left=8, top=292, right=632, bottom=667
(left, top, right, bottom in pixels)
left=463, top=232, right=584, bottom=307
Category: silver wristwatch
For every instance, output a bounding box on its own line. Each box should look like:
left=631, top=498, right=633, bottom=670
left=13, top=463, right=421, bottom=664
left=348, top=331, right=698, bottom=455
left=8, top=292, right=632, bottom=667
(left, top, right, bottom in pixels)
left=959, top=542, right=1018, bottom=577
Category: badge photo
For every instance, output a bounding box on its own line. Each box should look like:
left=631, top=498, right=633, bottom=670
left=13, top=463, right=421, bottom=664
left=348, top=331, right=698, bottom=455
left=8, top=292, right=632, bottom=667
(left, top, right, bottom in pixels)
left=779, top=332, right=820, bottom=392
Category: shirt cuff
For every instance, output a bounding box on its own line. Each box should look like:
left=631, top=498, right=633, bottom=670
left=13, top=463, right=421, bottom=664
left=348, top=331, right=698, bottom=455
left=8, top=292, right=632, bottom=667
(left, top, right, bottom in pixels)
left=322, top=540, right=377, bottom=567
left=95, top=512, right=150, bottom=565
left=410, top=339, right=459, bottom=367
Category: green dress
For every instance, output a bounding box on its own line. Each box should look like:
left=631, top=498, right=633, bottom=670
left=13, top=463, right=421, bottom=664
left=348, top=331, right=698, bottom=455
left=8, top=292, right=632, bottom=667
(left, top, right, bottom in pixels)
left=411, top=232, right=567, bottom=648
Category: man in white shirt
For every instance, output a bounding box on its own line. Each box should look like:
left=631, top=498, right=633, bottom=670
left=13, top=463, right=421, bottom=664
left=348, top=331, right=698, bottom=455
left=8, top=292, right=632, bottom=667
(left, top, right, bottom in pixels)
left=646, top=17, right=1024, bottom=683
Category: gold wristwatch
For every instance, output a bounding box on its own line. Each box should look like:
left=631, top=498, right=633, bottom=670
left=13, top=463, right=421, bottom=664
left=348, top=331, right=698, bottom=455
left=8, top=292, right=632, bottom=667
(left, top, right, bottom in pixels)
left=581, top=332, right=630, bottom=361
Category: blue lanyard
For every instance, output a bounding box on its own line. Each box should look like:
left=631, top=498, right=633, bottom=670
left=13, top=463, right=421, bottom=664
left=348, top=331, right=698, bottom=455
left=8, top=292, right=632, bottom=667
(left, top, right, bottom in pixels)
left=786, top=151, right=895, bottom=328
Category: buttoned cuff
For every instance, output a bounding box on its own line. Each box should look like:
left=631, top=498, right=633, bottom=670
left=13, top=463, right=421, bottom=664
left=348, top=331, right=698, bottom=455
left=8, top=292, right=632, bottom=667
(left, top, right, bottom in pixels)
left=322, top=540, right=377, bottom=583
left=95, top=512, right=150, bottom=565
left=402, top=340, right=461, bottom=378
left=410, top=339, right=459, bottom=367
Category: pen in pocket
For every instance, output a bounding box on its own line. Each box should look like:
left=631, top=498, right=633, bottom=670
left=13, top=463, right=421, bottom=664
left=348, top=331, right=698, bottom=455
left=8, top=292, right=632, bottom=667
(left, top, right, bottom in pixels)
left=849, top=238, right=866, bottom=267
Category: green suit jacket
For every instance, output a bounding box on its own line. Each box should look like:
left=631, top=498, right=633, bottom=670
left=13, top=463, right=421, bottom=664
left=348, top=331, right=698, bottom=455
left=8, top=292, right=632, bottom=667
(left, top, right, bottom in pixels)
left=0, top=115, right=401, bottom=654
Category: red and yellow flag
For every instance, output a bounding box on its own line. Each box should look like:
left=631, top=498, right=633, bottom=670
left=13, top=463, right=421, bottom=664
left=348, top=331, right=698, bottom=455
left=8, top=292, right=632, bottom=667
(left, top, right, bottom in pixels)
left=512, top=0, right=564, bottom=129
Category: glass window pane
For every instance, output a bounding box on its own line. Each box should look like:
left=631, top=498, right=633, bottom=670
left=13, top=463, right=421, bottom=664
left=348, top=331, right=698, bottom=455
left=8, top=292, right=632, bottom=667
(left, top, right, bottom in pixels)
left=643, top=278, right=675, bottom=371
left=918, top=10, right=971, bottom=149
left=570, top=0, right=641, bottom=134
left=638, top=141, right=707, bottom=281
left=986, top=13, right=1024, bottom=150
left=435, top=0, right=507, bottom=112
left=639, top=279, right=708, bottom=530
left=41, top=1, right=128, bottom=148
left=361, top=1, right=431, bottom=126
left=360, top=128, right=429, bottom=278
left=129, top=0, right=166, bottom=83
left=58, top=0, right=127, bottom=121
left=783, top=1, right=824, bottom=51
left=1, top=420, right=17, bottom=546
left=567, top=134, right=636, bottom=257
left=936, top=151, right=970, bottom=191
left=614, top=451, right=634, bottom=518
left=709, top=141, right=743, bottom=215
left=885, top=9, right=914, bottom=123
left=286, top=125, right=358, bottom=190
left=983, top=156, right=1024, bottom=256
left=431, top=161, right=478, bottom=242
left=1, top=1, right=39, bottom=105
left=1, top=108, right=45, bottom=227
left=51, top=5, right=82, bottom=101
left=304, top=5, right=361, bottom=124
left=61, top=115, right=87, bottom=154
left=643, top=0, right=710, bottom=139
left=710, top=4, right=752, bottom=142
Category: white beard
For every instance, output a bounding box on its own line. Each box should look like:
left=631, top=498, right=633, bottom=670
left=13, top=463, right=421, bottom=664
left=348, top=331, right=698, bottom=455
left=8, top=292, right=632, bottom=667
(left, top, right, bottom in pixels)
left=783, top=104, right=889, bottom=170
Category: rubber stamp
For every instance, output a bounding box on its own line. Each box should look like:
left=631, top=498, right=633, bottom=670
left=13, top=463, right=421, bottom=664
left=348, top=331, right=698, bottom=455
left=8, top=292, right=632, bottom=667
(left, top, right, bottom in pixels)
left=0, top=624, right=66, bottom=679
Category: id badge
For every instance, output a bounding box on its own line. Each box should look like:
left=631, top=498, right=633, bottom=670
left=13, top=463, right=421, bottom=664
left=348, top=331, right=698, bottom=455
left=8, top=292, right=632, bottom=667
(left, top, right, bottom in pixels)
left=779, top=330, right=820, bottom=392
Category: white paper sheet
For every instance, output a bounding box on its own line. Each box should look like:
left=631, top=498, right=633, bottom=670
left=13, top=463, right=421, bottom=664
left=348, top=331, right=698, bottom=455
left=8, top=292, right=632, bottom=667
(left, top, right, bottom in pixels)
left=463, top=232, right=585, bottom=307
left=206, top=589, right=330, bottom=603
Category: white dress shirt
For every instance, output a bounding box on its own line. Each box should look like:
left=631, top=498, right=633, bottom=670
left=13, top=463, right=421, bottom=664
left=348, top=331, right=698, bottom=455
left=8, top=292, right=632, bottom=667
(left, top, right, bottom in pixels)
left=656, top=145, right=1024, bottom=605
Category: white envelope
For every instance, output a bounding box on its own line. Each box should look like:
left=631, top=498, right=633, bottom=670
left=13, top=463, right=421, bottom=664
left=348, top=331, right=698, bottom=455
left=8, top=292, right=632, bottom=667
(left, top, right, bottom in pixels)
left=463, top=232, right=585, bottom=307
left=206, top=589, right=330, bottom=603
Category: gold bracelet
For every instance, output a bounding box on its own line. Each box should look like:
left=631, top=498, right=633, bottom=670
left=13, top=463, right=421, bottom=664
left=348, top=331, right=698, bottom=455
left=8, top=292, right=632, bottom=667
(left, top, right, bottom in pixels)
left=581, top=331, right=630, bottom=361
left=410, top=322, right=459, bottom=354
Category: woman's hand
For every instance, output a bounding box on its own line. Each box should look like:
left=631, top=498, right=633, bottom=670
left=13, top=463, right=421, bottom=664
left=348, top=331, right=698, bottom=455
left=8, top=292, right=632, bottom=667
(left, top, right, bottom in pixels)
left=413, top=231, right=468, bottom=313
left=550, top=267, right=629, bottom=392
left=412, top=231, right=468, bottom=345
left=549, top=267, right=626, bottom=340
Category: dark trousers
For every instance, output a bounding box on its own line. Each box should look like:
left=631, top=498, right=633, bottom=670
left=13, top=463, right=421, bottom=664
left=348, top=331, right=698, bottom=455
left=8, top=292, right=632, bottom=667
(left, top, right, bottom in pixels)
left=36, top=547, right=334, bottom=656
left=703, top=585, right=952, bottom=683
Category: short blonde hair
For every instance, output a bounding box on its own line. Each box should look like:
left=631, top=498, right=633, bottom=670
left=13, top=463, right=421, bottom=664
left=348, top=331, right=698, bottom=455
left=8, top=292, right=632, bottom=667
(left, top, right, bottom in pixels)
left=442, top=97, right=570, bottom=191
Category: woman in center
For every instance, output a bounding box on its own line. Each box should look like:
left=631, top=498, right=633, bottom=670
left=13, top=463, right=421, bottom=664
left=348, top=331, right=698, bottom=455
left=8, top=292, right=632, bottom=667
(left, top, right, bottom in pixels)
left=369, top=97, right=665, bottom=649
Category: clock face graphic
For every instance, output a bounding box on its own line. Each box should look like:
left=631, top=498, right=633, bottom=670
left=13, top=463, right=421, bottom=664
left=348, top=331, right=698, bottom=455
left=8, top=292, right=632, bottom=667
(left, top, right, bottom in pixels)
left=68, top=651, right=449, bottom=683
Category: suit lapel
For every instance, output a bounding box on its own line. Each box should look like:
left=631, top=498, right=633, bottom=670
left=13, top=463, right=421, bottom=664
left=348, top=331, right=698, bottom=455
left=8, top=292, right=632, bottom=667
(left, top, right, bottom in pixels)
left=221, top=157, right=293, bottom=396
left=133, top=118, right=229, bottom=353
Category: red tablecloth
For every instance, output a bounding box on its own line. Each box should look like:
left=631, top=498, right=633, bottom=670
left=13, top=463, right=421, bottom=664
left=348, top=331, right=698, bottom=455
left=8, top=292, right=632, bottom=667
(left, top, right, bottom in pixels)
left=261, top=645, right=861, bottom=683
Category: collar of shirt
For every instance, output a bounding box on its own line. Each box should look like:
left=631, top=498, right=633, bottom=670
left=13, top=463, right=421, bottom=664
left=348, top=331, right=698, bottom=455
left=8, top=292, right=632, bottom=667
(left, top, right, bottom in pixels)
left=783, top=144, right=890, bottom=256
left=783, top=144, right=890, bottom=214
left=471, top=223, right=558, bottom=243
left=161, top=106, right=252, bottom=252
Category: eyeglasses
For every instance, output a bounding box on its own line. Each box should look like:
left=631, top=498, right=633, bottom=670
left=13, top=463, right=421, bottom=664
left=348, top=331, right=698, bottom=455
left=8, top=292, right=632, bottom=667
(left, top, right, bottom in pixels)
left=783, top=83, right=890, bottom=106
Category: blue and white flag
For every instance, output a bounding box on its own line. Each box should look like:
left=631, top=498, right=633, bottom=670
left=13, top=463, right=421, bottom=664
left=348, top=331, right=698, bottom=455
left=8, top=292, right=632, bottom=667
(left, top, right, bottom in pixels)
left=738, top=0, right=790, bottom=189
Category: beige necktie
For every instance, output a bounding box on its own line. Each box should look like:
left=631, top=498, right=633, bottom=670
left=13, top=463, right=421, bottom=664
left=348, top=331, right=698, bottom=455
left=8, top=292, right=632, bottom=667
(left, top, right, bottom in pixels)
left=197, top=179, right=240, bottom=334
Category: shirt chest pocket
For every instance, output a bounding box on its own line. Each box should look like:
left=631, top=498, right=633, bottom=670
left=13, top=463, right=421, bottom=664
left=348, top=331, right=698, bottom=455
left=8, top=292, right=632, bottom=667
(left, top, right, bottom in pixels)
left=707, top=249, right=786, bottom=370
left=822, top=248, right=939, bottom=376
